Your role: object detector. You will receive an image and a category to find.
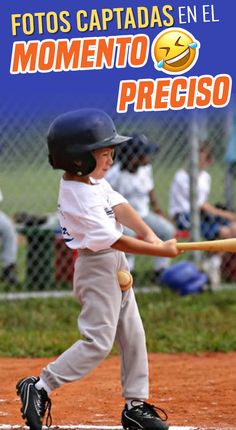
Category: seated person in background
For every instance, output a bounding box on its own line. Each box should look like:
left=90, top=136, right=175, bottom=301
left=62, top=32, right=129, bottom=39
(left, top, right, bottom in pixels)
left=106, top=133, right=176, bottom=281
left=0, top=186, right=19, bottom=285
left=169, top=142, right=236, bottom=285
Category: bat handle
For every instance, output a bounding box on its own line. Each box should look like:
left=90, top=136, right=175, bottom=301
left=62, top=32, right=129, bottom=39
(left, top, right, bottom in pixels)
left=176, top=243, right=193, bottom=251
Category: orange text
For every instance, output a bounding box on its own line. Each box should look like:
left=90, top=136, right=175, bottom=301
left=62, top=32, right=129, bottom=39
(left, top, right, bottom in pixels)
left=10, top=35, right=149, bottom=73
left=117, top=75, right=232, bottom=112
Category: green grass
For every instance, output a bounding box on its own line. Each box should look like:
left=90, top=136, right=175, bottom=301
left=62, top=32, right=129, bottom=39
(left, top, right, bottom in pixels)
left=137, top=289, right=236, bottom=353
left=1, top=289, right=236, bottom=357
left=0, top=164, right=61, bottom=216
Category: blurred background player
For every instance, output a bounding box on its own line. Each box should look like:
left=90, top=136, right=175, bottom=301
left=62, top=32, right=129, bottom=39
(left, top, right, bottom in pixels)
left=106, top=134, right=176, bottom=282
left=0, top=185, right=19, bottom=285
left=169, top=141, right=236, bottom=286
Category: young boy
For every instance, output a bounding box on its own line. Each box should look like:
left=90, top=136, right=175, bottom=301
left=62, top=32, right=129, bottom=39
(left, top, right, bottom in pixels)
left=16, top=109, right=181, bottom=430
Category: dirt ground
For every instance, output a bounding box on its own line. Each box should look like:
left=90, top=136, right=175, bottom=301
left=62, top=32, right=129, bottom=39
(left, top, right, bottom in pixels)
left=0, top=352, right=235, bottom=428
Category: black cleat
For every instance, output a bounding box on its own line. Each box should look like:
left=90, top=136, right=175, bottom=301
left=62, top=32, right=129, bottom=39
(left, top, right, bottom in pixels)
left=121, top=400, right=169, bottom=430
left=16, top=376, right=52, bottom=430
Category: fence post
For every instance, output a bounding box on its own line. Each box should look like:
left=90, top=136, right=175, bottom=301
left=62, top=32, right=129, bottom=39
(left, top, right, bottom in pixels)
left=224, top=109, right=235, bottom=210
left=189, top=111, right=201, bottom=266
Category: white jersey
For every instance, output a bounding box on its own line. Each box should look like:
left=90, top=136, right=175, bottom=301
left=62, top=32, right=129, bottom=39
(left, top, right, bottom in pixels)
left=0, top=187, right=3, bottom=203
left=169, top=169, right=211, bottom=217
left=106, top=163, right=154, bottom=218
left=58, top=177, right=127, bottom=252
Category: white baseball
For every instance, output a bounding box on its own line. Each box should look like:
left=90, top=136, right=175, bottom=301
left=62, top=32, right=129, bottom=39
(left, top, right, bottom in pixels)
left=117, top=270, right=133, bottom=291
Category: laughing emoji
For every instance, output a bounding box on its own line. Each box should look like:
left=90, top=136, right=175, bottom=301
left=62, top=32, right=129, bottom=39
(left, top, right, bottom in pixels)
left=152, top=28, right=200, bottom=75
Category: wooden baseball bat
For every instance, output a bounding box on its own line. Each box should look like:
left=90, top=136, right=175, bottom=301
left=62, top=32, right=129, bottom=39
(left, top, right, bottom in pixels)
left=176, top=238, right=236, bottom=253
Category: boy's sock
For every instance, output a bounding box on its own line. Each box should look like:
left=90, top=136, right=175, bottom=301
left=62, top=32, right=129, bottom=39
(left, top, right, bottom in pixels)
left=35, top=378, right=52, bottom=394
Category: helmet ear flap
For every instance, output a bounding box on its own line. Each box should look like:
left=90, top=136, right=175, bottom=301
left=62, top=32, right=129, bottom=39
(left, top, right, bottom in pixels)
left=48, top=151, right=96, bottom=176
left=73, top=152, right=96, bottom=176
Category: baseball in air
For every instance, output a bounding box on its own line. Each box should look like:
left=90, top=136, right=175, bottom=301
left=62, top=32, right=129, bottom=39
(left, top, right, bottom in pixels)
left=117, top=270, right=133, bottom=291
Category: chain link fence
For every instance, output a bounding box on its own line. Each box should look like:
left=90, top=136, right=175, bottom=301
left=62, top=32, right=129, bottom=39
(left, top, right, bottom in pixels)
left=0, top=105, right=235, bottom=295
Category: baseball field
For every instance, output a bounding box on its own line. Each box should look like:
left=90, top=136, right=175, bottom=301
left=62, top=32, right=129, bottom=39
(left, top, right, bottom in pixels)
left=1, top=118, right=235, bottom=429
left=0, top=352, right=236, bottom=429
left=0, top=290, right=236, bottom=429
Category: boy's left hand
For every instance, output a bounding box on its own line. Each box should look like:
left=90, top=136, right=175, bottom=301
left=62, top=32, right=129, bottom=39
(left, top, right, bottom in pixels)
left=161, top=238, right=183, bottom=257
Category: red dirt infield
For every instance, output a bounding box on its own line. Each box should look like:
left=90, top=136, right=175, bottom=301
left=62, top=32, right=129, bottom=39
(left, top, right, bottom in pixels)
left=0, top=352, right=235, bottom=428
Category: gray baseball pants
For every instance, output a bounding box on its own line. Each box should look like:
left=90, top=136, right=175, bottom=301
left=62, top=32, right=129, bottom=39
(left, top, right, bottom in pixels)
left=41, top=248, right=149, bottom=400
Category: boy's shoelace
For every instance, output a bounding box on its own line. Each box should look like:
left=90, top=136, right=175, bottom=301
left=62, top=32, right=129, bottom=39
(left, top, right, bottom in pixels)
left=41, top=392, right=52, bottom=428
left=130, top=400, right=168, bottom=421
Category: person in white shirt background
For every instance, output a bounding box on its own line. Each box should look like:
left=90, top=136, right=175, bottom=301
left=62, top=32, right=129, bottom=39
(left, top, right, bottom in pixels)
left=106, top=134, right=176, bottom=282
left=169, top=142, right=236, bottom=286
left=0, top=186, right=19, bottom=285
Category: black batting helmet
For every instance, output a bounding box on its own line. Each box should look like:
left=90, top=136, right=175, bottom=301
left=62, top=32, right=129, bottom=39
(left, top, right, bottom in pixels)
left=47, top=108, right=131, bottom=176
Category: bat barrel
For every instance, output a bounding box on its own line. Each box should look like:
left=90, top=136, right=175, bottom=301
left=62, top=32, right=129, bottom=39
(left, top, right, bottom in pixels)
left=176, top=238, right=236, bottom=253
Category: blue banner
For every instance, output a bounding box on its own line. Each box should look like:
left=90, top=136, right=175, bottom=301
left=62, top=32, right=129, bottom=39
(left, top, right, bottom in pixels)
left=1, top=0, right=235, bottom=114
